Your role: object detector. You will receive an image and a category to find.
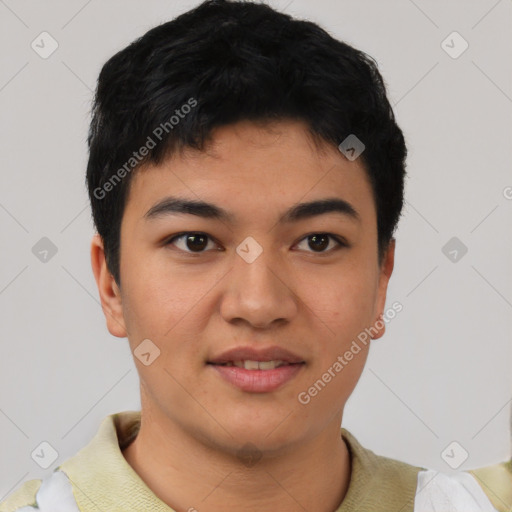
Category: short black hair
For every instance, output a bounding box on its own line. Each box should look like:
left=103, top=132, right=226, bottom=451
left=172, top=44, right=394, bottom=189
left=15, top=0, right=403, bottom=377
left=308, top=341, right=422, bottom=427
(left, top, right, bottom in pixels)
left=86, top=0, right=407, bottom=286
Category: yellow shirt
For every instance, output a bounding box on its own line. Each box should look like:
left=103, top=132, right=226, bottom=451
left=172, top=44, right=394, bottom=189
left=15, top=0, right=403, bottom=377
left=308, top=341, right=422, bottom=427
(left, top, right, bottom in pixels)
left=1, top=410, right=510, bottom=512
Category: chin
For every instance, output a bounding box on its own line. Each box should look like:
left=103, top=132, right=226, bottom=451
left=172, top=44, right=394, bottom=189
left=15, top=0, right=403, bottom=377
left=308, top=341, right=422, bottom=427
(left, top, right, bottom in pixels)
left=224, top=415, right=303, bottom=448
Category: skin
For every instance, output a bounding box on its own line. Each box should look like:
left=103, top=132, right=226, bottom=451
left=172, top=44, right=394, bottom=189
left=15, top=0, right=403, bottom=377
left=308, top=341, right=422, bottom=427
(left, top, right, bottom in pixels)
left=91, top=119, right=395, bottom=512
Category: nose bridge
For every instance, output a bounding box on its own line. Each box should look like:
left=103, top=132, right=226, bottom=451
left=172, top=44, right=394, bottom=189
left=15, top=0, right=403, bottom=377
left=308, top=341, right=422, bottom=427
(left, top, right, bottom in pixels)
left=220, top=237, right=297, bottom=327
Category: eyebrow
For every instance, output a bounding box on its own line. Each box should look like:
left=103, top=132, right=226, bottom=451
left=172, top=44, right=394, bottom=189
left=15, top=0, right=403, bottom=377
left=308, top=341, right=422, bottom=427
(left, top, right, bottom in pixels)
left=144, top=196, right=361, bottom=224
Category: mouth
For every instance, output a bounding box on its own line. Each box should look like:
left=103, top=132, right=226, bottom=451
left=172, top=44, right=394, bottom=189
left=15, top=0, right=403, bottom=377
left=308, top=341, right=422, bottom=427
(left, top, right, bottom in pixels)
left=207, top=360, right=306, bottom=393
left=208, top=360, right=304, bottom=370
left=207, top=345, right=305, bottom=366
left=207, top=345, right=306, bottom=392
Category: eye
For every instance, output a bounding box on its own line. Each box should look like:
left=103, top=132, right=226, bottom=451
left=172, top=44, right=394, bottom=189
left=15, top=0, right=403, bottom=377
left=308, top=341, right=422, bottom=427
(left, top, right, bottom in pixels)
left=294, top=233, right=347, bottom=253
left=165, top=232, right=220, bottom=253
left=165, top=231, right=348, bottom=254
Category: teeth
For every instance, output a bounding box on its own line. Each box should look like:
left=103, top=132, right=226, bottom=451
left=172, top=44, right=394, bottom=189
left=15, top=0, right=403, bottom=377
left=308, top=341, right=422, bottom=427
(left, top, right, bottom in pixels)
left=241, top=360, right=288, bottom=370
left=217, top=360, right=290, bottom=369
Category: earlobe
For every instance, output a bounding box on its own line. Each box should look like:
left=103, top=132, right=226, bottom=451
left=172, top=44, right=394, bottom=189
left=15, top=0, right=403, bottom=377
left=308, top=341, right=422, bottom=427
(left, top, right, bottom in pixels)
left=90, top=234, right=127, bottom=338
left=371, top=238, right=396, bottom=341
left=370, top=313, right=385, bottom=340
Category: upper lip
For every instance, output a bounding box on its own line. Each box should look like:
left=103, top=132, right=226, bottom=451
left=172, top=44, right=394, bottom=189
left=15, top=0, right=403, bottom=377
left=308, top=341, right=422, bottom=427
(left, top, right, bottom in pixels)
left=208, top=346, right=305, bottom=364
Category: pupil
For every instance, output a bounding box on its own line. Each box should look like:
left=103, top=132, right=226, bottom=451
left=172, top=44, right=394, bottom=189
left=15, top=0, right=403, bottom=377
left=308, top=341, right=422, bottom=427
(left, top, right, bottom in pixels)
left=187, top=234, right=207, bottom=251
left=309, top=234, right=328, bottom=251
left=183, top=234, right=329, bottom=252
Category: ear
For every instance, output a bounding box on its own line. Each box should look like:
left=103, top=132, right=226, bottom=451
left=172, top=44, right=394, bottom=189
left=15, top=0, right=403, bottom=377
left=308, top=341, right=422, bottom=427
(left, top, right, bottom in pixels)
left=371, top=238, right=395, bottom=340
left=90, top=233, right=127, bottom=338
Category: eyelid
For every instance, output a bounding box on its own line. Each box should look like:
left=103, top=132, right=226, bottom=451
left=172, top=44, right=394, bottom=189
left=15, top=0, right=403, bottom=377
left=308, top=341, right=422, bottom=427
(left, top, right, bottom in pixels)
left=165, top=231, right=223, bottom=253
left=293, top=233, right=348, bottom=253
left=165, top=231, right=348, bottom=254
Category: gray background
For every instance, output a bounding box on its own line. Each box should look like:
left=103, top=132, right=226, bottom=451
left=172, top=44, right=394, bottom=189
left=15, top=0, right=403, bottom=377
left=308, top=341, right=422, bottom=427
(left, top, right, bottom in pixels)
left=1, top=0, right=511, bottom=498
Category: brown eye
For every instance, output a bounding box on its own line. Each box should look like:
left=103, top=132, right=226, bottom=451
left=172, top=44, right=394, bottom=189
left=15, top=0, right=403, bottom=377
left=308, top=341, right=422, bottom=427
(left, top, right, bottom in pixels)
left=308, top=234, right=329, bottom=251
left=166, top=232, right=217, bottom=253
left=184, top=233, right=208, bottom=251
left=295, top=233, right=346, bottom=253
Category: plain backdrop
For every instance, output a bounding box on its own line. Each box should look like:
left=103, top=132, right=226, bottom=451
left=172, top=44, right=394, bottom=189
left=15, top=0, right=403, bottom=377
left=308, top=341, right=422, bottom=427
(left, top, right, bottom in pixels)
left=1, top=0, right=511, bottom=498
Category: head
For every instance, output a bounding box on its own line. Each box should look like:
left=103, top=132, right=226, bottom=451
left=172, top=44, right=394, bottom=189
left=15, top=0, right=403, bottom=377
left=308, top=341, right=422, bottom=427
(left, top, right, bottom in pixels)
left=89, top=0, right=406, bottom=455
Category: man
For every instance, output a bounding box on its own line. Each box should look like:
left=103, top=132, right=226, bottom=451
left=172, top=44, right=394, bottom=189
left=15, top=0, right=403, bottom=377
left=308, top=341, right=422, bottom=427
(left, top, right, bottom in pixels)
left=1, top=1, right=510, bottom=510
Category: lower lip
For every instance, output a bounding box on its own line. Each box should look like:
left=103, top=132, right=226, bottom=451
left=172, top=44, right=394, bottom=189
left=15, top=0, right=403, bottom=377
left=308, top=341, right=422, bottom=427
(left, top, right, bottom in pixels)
left=208, top=363, right=304, bottom=393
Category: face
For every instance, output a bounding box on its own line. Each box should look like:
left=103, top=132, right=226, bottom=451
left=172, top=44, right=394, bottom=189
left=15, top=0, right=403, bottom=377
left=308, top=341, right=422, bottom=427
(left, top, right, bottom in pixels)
left=91, top=119, right=394, bottom=456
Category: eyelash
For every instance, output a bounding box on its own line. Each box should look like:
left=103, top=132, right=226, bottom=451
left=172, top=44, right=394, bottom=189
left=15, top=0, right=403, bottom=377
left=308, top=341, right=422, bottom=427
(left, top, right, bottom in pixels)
left=164, top=232, right=348, bottom=255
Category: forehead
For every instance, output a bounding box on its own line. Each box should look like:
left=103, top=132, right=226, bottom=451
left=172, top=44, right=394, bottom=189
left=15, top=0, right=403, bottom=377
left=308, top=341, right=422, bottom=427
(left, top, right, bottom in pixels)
left=124, top=120, right=375, bottom=227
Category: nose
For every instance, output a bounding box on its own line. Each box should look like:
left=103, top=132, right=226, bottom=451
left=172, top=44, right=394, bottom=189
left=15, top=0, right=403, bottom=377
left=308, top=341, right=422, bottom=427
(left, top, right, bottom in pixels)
left=220, top=246, right=298, bottom=329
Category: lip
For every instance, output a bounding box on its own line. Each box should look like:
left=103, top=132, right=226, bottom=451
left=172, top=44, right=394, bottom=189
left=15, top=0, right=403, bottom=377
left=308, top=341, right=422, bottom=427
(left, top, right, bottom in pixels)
left=207, top=345, right=305, bottom=365
left=207, top=345, right=306, bottom=393
left=209, top=363, right=305, bottom=393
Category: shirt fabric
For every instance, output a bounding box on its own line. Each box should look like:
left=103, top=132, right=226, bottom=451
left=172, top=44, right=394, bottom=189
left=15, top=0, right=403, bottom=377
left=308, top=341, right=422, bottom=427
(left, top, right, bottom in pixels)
left=1, top=410, right=510, bottom=512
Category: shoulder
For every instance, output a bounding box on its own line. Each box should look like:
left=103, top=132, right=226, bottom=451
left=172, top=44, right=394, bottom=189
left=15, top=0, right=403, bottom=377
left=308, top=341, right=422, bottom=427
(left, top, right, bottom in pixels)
left=468, top=461, right=512, bottom=512
left=0, top=479, right=41, bottom=512
left=340, top=428, right=424, bottom=510
left=340, top=428, right=510, bottom=512
left=0, top=470, right=80, bottom=512
left=414, top=465, right=511, bottom=512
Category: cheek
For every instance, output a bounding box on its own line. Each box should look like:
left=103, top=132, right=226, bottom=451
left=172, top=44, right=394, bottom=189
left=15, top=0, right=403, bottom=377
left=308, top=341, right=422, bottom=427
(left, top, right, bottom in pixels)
left=120, top=264, right=217, bottom=371
left=304, top=262, right=376, bottom=402
left=120, top=249, right=199, bottom=329
left=301, top=264, right=377, bottom=342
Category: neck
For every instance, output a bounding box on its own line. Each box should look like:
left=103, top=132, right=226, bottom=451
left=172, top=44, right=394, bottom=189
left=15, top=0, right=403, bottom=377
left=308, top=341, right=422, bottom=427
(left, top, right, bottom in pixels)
left=122, top=408, right=351, bottom=512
